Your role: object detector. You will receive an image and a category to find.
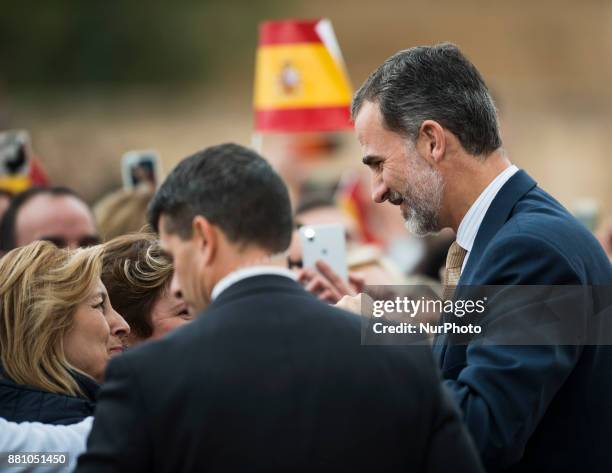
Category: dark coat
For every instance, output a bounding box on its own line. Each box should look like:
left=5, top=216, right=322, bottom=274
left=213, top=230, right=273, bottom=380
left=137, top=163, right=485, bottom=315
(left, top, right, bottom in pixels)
left=77, top=275, right=483, bottom=473
left=433, top=170, right=612, bottom=472
left=0, top=368, right=98, bottom=425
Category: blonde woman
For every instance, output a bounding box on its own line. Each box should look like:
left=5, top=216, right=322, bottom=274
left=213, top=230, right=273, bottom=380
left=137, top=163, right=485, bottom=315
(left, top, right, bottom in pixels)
left=101, top=232, right=192, bottom=346
left=0, top=241, right=129, bottom=425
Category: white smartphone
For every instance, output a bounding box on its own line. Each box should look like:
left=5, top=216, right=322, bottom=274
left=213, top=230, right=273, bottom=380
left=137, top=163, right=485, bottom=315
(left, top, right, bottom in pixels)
left=121, top=150, right=161, bottom=190
left=299, top=223, right=348, bottom=282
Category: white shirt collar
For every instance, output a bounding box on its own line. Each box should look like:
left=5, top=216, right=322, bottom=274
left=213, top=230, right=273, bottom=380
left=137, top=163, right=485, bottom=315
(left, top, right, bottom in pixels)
left=211, top=265, right=297, bottom=301
left=456, top=164, right=519, bottom=253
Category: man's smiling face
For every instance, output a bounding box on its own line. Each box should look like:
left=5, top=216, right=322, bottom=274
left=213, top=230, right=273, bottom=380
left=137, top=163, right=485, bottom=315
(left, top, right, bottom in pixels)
left=354, top=100, right=444, bottom=236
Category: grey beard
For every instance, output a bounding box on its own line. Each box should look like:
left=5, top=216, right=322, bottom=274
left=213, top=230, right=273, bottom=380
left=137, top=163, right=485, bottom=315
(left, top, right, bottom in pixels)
left=403, top=206, right=439, bottom=236
left=401, top=168, right=444, bottom=237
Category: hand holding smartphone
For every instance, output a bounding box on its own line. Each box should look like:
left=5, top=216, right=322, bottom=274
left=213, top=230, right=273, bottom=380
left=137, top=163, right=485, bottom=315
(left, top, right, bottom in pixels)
left=299, top=223, right=348, bottom=282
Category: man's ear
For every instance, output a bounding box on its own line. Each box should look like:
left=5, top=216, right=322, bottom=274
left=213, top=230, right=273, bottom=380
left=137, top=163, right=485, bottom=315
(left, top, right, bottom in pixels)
left=192, top=216, right=217, bottom=266
left=417, top=120, right=446, bottom=164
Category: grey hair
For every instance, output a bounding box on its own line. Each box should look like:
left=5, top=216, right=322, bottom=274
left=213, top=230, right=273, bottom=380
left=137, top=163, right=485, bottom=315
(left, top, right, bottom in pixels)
left=352, top=42, right=502, bottom=157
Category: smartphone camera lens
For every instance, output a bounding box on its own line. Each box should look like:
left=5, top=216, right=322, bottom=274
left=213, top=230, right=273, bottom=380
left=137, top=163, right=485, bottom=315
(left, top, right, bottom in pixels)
left=304, top=228, right=316, bottom=242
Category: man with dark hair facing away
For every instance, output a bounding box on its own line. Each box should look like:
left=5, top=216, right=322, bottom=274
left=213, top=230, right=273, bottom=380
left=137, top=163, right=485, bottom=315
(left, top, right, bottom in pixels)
left=76, top=143, right=482, bottom=473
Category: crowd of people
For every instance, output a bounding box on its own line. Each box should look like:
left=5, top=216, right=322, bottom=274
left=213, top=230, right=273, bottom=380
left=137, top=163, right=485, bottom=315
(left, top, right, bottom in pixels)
left=0, top=43, right=611, bottom=473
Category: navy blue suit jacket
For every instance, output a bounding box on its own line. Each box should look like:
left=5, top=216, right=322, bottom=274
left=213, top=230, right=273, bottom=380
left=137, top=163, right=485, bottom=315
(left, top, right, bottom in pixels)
left=77, top=276, right=483, bottom=473
left=433, top=170, right=612, bottom=472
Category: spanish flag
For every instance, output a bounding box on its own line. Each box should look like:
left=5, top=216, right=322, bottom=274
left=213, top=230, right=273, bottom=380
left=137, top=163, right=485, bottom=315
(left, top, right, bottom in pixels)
left=253, top=19, right=353, bottom=132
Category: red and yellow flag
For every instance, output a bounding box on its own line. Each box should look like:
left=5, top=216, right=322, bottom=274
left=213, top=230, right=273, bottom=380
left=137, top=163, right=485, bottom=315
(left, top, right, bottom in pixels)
left=253, top=19, right=353, bottom=132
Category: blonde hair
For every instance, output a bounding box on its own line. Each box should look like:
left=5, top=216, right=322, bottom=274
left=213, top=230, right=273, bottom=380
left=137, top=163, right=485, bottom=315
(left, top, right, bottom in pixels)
left=93, top=186, right=154, bottom=242
left=101, top=232, right=172, bottom=339
left=0, top=240, right=105, bottom=397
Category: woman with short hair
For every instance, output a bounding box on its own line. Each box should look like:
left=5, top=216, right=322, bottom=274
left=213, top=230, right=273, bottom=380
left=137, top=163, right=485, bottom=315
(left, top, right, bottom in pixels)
left=101, top=232, right=191, bottom=347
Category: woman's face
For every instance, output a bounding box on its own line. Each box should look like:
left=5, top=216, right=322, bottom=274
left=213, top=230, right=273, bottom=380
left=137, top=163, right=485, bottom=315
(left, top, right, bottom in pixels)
left=64, top=279, right=130, bottom=383
left=147, top=290, right=192, bottom=342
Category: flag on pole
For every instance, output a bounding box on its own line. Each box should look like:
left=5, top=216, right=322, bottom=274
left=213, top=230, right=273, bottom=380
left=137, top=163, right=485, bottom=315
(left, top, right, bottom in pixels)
left=253, top=19, right=353, bottom=133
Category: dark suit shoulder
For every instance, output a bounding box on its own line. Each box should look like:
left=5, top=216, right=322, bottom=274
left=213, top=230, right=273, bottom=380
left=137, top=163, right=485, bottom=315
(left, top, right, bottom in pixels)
left=85, top=276, right=484, bottom=473
left=511, top=189, right=600, bottom=250
left=116, top=281, right=440, bottom=404
left=471, top=187, right=611, bottom=284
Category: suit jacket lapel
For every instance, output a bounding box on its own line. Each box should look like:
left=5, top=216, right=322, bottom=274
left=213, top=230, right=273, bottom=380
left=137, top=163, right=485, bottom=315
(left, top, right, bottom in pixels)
left=460, top=170, right=537, bottom=285
left=434, top=170, right=537, bottom=367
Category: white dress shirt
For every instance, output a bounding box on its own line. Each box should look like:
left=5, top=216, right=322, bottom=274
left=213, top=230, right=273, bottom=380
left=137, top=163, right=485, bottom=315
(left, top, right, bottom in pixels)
left=0, top=416, right=93, bottom=472
left=456, top=165, right=519, bottom=273
left=211, top=266, right=297, bottom=301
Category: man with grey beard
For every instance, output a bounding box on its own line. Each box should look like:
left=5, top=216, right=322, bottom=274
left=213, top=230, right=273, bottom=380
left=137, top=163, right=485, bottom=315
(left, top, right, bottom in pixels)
left=324, top=43, right=612, bottom=472
left=375, top=137, right=445, bottom=237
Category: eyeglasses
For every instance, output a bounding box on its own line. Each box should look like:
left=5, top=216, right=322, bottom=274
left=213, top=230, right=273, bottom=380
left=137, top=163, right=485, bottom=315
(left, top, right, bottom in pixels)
left=287, top=256, right=303, bottom=269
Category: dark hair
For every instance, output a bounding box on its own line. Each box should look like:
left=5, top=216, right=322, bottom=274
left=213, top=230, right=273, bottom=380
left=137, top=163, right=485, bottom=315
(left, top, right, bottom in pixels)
left=352, top=42, right=502, bottom=156
left=148, top=143, right=293, bottom=253
left=0, top=186, right=84, bottom=252
left=295, top=191, right=336, bottom=217
left=101, top=232, right=173, bottom=340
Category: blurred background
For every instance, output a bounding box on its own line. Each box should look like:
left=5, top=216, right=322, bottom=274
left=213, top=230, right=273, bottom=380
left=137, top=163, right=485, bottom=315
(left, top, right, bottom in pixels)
left=1, top=0, right=611, bottom=230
